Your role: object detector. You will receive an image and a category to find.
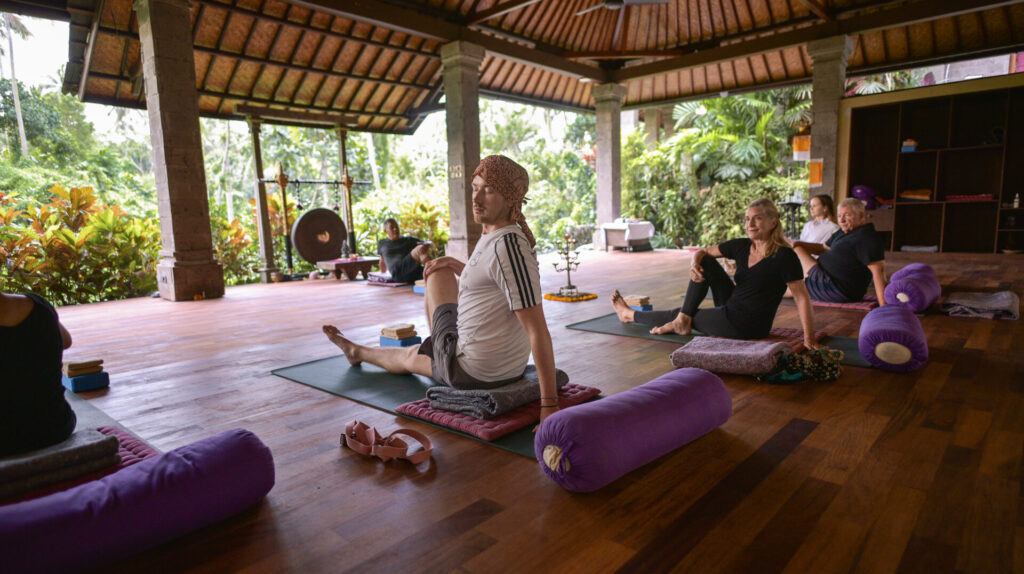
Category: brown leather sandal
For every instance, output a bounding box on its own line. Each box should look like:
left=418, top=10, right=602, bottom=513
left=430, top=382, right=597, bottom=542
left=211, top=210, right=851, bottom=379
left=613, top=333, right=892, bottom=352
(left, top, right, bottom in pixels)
left=340, top=420, right=433, bottom=465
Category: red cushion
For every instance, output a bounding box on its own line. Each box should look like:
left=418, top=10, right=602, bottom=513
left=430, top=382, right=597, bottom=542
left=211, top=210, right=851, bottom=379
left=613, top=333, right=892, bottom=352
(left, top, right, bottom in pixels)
left=396, top=383, right=601, bottom=441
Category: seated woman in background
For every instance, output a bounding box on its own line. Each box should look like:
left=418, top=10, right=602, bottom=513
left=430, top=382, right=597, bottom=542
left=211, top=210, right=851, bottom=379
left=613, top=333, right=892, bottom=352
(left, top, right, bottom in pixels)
left=799, top=194, right=840, bottom=246
left=0, top=291, right=77, bottom=457
left=611, top=198, right=821, bottom=351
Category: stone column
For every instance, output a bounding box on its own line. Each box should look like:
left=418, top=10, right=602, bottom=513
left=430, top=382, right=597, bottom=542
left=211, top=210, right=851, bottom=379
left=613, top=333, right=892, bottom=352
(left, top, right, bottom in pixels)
left=807, top=35, right=855, bottom=199
left=592, top=83, right=627, bottom=249
left=644, top=106, right=660, bottom=148
left=247, top=119, right=277, bottom=282
left=135, top=0, right=224, bottom=300
left=662, top=105, right=675, bottom=138
left=440, top=41, right=484, bottom=261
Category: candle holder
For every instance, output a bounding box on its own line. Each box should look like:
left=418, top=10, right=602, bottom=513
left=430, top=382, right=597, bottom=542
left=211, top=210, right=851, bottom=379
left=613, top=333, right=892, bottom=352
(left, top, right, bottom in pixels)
left=544, top=234, right=597, bottom=302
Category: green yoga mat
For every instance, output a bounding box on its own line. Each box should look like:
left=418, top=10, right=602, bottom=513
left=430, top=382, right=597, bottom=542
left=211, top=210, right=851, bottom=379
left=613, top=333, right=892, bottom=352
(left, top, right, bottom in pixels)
left=271, top=356, right=542, bottom=458
left=566, top=313, right=871, bottom=368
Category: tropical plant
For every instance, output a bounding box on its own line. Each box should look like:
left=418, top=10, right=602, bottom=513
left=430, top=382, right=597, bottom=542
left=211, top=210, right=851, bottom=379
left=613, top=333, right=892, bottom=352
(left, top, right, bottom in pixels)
left=0, top=185, right=161, bottom=304
left=668, top=87, right=811, bottom=184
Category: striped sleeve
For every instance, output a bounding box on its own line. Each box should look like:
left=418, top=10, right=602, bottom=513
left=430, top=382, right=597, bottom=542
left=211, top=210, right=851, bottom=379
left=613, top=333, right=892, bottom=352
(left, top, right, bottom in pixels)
left=492, top=231, right=541, bottom=310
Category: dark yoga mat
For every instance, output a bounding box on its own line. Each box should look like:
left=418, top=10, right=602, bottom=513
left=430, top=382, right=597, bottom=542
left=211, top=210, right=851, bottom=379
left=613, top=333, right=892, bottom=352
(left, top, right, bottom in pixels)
left=567, top=313, right=872, bottom=368
left=565, top=313, right=705, bottom=344
left=271, top=356, right=542, bottom=458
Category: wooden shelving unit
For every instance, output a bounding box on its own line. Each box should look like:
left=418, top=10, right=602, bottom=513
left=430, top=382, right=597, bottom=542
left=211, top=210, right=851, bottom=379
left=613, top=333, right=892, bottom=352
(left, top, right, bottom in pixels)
left=847, top=85, right=1024, bottom=254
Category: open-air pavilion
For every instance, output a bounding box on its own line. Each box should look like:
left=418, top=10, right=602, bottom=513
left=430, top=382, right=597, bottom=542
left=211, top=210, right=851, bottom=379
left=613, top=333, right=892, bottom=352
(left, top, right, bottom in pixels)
left=2, top=0, right=1024, bottom=571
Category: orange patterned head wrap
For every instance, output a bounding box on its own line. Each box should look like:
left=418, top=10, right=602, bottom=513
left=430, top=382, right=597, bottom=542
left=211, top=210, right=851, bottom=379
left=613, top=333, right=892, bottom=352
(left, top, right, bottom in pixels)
left=471, top=155, right=534, bottom=247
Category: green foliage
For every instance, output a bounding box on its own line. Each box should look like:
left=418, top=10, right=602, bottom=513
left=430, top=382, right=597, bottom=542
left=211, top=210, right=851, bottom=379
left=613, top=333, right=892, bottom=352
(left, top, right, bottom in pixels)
left=695, top=174, right=806, bottom=246
left=0, top=185, right=161, bottom=305
left=667, top=87, right=810, bottom=184
left=353, top=186, right=450, bottom=256
left=621, top=131, right=704, bottom=246
left=0, top=79, right=96, bottom=166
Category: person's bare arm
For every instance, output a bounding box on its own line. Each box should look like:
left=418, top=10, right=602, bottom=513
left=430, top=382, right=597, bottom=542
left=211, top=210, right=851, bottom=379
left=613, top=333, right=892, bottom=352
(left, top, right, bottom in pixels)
left=514, top=304, right=559, bottom=424
left=869, top=260, right=887, bottom=305
left=378, top=254, right=387, bottom=274
left=423, top=256, right=466, bottom=278
left=690, top=245, right=723, bottom=283
left=58, top=322, right=72, bottom=349
left=786, top=240, right=827, bottom=253
left=788, top=279, right=822, bottom=350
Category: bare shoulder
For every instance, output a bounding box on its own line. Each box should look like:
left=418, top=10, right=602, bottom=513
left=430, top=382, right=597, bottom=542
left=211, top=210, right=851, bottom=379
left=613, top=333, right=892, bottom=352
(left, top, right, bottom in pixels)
left=0, top=293, right=35, bottom=327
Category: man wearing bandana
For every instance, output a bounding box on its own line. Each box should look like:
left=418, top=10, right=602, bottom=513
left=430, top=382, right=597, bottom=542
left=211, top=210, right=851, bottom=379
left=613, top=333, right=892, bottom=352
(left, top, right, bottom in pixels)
left=323, top=155, right=562, bottom=421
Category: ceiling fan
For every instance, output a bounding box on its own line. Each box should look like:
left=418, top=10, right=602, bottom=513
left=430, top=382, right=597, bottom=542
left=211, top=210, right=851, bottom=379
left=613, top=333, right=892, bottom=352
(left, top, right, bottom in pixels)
left=576, top=0, right=669, bottom=17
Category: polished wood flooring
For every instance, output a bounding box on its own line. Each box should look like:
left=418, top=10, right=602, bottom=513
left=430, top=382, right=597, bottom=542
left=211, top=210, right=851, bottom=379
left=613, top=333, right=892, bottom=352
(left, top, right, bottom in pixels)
left=54, top=249, right=1024, bottom=573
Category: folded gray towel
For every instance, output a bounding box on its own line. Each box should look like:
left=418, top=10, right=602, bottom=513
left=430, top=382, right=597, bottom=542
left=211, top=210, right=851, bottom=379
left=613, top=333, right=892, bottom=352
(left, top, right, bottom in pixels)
left=0, top=453, right=121, bottom=499
left=940, top=291, right=1020, bottom=320
left=426, top=365, right=570, bottom=419
left=0, top=429, right=120, bottom=483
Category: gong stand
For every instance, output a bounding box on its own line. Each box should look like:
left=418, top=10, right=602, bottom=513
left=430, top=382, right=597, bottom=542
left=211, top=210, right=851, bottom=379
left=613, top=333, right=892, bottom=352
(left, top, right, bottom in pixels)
left=259, top=167, right=370, bottom=279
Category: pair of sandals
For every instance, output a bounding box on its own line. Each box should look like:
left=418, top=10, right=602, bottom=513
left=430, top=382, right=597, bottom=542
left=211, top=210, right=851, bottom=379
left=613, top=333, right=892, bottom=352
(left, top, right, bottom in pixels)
left=340, top=420, right=433, bottom=465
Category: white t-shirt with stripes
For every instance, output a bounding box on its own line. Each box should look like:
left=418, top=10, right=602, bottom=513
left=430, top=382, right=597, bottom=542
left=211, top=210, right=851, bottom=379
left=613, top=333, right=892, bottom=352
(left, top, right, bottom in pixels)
left=455, top=225, right=542, bottom=382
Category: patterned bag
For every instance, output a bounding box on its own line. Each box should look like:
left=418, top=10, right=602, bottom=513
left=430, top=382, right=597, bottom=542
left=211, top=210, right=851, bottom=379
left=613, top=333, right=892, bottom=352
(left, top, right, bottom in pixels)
left=759, top=348, right=844, bottom=384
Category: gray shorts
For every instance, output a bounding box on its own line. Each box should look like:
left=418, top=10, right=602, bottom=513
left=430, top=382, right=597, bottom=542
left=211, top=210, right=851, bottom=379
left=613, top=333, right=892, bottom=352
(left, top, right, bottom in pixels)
left=416, top=303, right=519, bottom=390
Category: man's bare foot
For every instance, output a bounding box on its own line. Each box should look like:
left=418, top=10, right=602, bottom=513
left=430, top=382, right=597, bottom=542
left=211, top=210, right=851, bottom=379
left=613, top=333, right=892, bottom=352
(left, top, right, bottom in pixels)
left=610, top=290, right=635, bottom=323
left=322, top=325, right=362, bottom=366
left=650, top=313, right=693, bottom=336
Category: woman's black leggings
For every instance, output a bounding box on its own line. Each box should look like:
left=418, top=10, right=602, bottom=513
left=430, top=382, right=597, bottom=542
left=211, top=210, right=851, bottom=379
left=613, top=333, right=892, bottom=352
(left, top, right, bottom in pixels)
left=633, top=256, right=749, bottom=338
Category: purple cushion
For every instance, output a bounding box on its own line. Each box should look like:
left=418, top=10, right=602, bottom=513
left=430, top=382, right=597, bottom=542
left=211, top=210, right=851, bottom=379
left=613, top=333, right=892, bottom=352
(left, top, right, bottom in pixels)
left=890, top=263, right=935, bottom=281
left=534, top=368, right=731, bottom=492
left=858, top=305, right=929, bottom=372
left=885, top=268, right=940, bottom=313
left=0, top=429, right=274, bottom=572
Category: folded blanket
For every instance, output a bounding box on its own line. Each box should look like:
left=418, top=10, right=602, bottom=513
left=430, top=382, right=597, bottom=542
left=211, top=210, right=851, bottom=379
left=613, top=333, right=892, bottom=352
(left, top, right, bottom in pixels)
left=940, top=291, right=1020, bottom=320
left=426, top=365, right=570, bottom=419
left=0, top=429, right=121, bottom=499
left=669, top=337, right=793, bottom=375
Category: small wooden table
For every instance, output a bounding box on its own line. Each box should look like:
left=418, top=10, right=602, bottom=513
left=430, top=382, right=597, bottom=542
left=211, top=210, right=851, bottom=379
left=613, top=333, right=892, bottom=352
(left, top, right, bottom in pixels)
left=317, top=257, right=379, bottom=280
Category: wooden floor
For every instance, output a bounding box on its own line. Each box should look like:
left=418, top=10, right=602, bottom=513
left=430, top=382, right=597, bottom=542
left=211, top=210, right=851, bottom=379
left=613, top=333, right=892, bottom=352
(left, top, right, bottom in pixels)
left=54, top=249, right=1024, bottom=573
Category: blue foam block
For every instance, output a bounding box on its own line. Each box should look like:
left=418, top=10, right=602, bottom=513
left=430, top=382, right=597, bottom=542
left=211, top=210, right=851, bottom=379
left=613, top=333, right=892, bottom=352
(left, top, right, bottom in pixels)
left=62, top=371, right=110, bottom=392
left=413, top=286, right=425, bottom=294
left=629, top=304, right=653, bottom=311
left=379, top=336, right=422, bottom=347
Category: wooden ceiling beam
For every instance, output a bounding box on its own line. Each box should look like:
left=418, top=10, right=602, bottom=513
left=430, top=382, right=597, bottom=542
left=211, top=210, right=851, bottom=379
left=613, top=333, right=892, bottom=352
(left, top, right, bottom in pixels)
left=95, top=25, right=432, bottom=90
left=612, top=0, right=1022, bottom=82
left=234, top=104, right=359, bottom=126
left=288, top=0, right=608, bottom=81
left=87, top=71, right=412, bottom=120
left=797, top=0, right=833, bottom=21
left=466, top=0, right=543, bottom=25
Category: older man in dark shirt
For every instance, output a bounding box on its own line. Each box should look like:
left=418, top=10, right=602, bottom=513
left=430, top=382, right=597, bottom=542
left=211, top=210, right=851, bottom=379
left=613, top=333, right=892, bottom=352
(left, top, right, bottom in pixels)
left=791, top=198, right=887, bottom=304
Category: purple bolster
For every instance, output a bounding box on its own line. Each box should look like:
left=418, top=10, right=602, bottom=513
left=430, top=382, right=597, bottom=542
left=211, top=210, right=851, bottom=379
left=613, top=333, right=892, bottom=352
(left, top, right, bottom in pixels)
left=0, top=428, right=275, bottom=572
left=890, top=263, right=935, bottom=281
left=534, top=368, right=731, bottom=492
left=858, top=305, right=929, bottom=372
left=885, top=265, right=940, bottom=313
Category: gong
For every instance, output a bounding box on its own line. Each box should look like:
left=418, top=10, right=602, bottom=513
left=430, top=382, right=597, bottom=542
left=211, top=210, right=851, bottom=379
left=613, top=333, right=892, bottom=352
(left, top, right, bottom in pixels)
left=291, top=208, right=347, bottom=264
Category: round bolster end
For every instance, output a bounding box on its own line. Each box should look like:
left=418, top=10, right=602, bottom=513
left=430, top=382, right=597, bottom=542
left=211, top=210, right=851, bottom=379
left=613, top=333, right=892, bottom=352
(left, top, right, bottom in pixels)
left=896, top=292, right=910, bottom=303
left=875, top=341, right=912, bottom=365
left=543, top=445, right=569, bottom=473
